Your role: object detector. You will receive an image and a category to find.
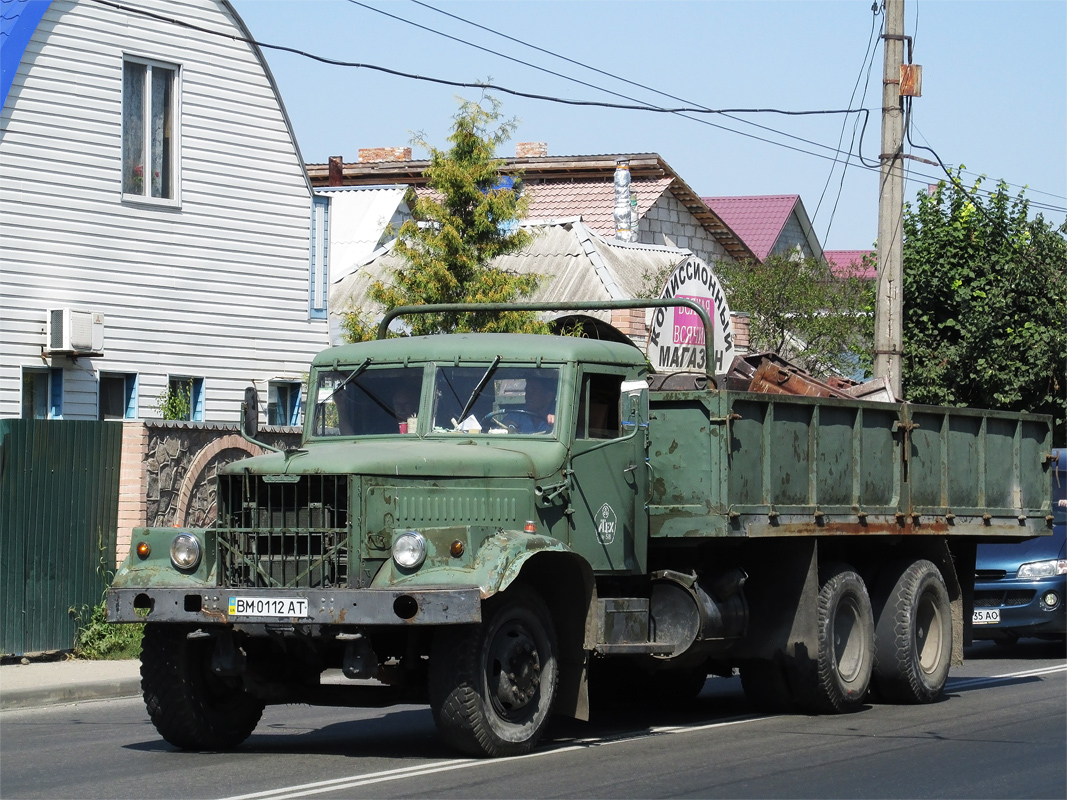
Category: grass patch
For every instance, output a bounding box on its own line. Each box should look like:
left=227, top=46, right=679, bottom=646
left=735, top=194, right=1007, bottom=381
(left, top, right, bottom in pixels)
left=71, top=600, right=144, bottom=660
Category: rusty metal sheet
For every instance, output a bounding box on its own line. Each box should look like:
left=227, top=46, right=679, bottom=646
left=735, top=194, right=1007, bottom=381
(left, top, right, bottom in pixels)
left=747, top=359, right=853, bottom=399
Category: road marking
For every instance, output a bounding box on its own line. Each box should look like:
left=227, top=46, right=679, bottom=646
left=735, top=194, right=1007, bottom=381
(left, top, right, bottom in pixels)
left=221, top=664, right=1067, bottom=800
left=948, top=663, right=1067, bottom=691
left=218, top=715, right=765, bottom=800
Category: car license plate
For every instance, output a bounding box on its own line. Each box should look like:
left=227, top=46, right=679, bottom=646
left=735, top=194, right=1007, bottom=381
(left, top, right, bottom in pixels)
left=228, top=597, right=309, bottom=619
left=972, top=608, right=1000, bottom=624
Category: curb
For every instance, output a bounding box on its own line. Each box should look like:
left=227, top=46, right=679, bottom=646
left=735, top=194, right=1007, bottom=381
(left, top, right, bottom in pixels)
left=1, top=678, right=142, bottom=711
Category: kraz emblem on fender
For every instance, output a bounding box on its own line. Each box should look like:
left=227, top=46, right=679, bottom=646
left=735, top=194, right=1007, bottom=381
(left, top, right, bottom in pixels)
left=596, top=503, right=618, bottom=545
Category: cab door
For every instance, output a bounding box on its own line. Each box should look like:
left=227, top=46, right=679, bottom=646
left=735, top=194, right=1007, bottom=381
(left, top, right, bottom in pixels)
left=567, top=370, right=649, bottom=574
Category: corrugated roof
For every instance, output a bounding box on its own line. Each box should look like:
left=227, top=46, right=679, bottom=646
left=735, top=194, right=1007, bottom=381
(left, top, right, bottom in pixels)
left=702, top=195, right=799, bottom=262
left=824, top=250, right=876, bottom=279
left=330, top=219, right=691, bottom=328
left=315, top=185, right=408, bottom=282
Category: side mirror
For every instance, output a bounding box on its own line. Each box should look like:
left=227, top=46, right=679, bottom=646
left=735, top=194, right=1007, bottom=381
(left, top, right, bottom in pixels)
left=242, top=386, right=259, bottom=438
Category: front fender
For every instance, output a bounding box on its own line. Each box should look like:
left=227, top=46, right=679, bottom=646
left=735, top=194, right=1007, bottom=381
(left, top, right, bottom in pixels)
left=112, top=527, right=215, bottom=588
left=372, top=528, right=574, bottom=599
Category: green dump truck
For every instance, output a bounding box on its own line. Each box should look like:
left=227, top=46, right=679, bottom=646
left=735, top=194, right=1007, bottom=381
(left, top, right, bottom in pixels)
left=108, top=300, right=1054, bottom=757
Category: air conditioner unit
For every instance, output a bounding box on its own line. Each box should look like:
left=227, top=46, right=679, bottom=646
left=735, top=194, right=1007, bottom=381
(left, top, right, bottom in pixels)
left=47, top=308, right=104, bottom=354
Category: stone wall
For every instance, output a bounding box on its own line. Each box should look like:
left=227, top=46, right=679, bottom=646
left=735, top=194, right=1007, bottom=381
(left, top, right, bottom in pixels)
left=640, top=193, right=731, bottom=267
left=115, top=421, right=301, bottom=565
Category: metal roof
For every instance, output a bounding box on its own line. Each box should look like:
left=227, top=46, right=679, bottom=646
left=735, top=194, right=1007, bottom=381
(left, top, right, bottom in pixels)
left=330, top=219, right=693, bottom=326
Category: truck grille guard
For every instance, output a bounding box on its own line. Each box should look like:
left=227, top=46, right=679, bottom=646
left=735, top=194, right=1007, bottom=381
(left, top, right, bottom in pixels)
left=216, top=474, right=350, bottom=589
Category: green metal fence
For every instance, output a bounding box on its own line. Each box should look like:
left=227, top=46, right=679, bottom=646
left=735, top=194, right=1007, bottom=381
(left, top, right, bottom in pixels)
left=0, top=420, right=122, bottom=655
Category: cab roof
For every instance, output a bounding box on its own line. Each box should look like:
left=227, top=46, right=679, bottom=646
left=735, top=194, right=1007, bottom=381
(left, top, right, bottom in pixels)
left=312, top=332, right=645, bottom=369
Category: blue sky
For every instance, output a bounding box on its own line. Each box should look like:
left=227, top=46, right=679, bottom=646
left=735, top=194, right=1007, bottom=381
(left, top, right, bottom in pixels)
left=231, top=0, right=1067, bottom=252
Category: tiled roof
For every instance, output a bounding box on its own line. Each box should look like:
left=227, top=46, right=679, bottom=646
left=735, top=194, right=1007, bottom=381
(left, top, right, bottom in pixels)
left=523, top=176, right=674, bottom=238
left=702, top=195, right=800, bottom=262
left=824, top=250, right=876, bottom=279
left=414, top=176, right=675, bottom=239
left=308, top=153, right=754, bottom=262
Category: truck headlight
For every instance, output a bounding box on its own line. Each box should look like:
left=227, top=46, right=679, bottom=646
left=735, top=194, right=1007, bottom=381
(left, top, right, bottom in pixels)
left=1016, top=559, right=1067, bottom=579
left=392, top=531, right=426, bottom=570
left=170, top=533, right=201, bottom=570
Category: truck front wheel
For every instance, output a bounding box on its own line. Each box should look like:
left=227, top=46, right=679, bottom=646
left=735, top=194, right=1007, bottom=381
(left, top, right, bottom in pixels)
left=140, top=624, right=264, bottom=751
left=429, top=585, right=559, bottom=757
left=797, top=564, right=875, bottom=713
left=873, top=559, right=952, bottom=704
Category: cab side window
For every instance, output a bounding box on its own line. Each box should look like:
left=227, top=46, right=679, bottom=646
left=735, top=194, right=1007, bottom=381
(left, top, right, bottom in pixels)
left=575, top=374, right=623, bottom=440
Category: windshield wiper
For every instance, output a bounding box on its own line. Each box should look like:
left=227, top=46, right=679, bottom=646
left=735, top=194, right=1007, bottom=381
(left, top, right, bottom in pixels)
left=455, top=356, right=501, bottom=427
left=321, top=358, right=370, bottom=401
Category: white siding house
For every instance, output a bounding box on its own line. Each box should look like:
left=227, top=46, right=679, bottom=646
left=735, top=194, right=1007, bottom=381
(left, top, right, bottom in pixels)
left=0, top=0, right=329, bottom=424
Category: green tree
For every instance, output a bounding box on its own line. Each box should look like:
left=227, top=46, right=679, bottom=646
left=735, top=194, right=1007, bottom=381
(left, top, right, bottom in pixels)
left=715, top=252, right=875, bottom=378
left=901, top=175, right=1066, bottom=445
left=342, top=95, right=547, bottom=341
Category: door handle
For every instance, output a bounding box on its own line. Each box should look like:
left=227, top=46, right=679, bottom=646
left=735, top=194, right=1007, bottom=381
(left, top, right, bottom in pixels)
left=623, top=464, right=637, bottom=473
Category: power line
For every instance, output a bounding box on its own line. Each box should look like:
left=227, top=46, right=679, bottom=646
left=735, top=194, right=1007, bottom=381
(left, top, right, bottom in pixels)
left=358, top=0, right=880, bottom=167
left=814, top=2, right=883, bottom=236
left=88, top=0, right=1065, bottom=215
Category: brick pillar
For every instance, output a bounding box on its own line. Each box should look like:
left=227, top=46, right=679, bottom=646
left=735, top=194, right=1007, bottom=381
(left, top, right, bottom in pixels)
left=116, top=421, right=148, bottom=567
left=358, top=147, right=412, bottom=163
left=610, top=308, right=648, bottom=349
left=730, top=312, right=751, bottom=355
left=328, top=155, right=343, bottom=186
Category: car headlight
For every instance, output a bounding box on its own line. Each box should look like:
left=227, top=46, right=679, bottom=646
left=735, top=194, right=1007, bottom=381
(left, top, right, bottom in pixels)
left=170, top=533, right=202, bottom=570
left=1016, top=559, right=1067, bottom=579
left=392, top=531, right=427, bottom=570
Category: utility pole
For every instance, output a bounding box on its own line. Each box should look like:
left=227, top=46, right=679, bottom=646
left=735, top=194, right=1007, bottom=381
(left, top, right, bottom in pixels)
left=874, top=0, right=905, bottom=398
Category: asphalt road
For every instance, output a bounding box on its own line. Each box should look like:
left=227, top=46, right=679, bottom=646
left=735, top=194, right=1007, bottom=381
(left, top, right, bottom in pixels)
left=2, top=640, right=1064, bottom=800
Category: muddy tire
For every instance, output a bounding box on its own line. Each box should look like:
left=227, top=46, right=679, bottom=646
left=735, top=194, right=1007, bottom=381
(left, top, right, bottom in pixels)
left=796, top=564, right=875, bottom=713
left=140, top=624, right=264, bottom=751
left=873, top=559, right=953, bottom=704
left=429, top=585, right=558, bottom=757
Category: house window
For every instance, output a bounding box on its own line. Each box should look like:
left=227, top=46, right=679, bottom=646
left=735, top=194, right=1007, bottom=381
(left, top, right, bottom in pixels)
left=268, top=381, right=303, bottom=426
left=309, top=195, right=329, bottom=319
left=22, top=368, right=62, bottom=419
left=123, top=58, right=177, bottom=201
left=162, top=376, right=204, bottom=422
left=99, top=373, right=138, bottom=420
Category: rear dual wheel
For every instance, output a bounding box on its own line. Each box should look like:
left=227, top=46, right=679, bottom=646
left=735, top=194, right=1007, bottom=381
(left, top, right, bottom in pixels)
left=796, top=564, right=876, bottom=713
left=873, top=559, right=953, bottom=704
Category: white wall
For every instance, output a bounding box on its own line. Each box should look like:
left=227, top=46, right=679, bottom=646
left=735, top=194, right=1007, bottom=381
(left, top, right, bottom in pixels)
left=0, top=0, right=328, bottom=421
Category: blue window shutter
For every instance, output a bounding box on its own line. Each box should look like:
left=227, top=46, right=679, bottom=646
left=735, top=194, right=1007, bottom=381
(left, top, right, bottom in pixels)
left=309, top=195, right=329, bottom=319
left=191, top=378, right=204, bottom=422
left=289, top=384, right=302, bottom=426
left=49, top=368, right=63, bottom=418
left=126, top=374, right=138, bottom=418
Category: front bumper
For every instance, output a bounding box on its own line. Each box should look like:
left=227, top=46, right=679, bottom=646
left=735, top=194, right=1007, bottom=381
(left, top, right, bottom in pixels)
left=107, top=586, right=482, bottom=626
left=972, top=576, right=1066, bottom=639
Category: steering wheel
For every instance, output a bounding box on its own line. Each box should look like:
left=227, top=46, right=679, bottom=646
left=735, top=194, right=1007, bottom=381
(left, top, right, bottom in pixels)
left=483, top=408, right=548, bottom=433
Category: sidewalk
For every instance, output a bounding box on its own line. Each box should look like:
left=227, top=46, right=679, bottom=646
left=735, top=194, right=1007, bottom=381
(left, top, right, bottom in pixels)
left=0, top=658, right=142, bottom=711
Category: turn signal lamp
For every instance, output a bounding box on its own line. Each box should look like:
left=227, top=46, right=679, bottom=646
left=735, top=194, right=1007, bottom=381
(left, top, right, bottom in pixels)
left=450, top=540, right=465, bottom=558
left=136, top=541, right=151, bottom=559
left=524, top=520, right=537, bottom=533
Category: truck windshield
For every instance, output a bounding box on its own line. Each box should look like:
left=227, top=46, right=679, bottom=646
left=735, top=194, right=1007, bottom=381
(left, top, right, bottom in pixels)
left=431, top=366, right=559, bottom=435
left=311, top=366, right=422, bottom=437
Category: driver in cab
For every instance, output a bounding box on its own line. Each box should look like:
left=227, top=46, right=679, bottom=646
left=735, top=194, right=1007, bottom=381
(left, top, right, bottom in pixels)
left=513, top=375, right=556, bottom=434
